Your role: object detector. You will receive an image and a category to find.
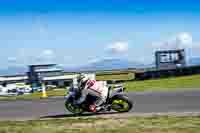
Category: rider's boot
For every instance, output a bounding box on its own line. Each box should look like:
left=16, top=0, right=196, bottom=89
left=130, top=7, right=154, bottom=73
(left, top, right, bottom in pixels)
left=96, top=106, right=104, bottom=112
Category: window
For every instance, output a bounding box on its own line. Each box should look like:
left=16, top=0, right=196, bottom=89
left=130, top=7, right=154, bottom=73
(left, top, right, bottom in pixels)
left=64, top=81, right=72, bottom=87
left=45, top=82, right=49, bottom=85
left=52, top=81, right=58, bottom=86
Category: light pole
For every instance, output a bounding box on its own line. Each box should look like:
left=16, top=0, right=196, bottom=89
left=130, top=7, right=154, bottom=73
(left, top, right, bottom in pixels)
left=38, top=73, right=47, bottom=98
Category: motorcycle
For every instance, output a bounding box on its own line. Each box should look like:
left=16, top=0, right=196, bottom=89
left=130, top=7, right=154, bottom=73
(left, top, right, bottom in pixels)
left=64, top=84, right=133, bottom=114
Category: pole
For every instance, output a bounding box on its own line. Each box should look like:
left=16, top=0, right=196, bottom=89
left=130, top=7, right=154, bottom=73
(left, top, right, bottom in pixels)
left=38, top=73, right=48, bottom=98
left=42, top=83, right=47, bottom=98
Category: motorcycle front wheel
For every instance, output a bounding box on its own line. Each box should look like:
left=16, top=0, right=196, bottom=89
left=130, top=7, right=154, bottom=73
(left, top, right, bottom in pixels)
left=110, top=95, right=133, bottom=112
left=65, top=100, right=84, bottom=115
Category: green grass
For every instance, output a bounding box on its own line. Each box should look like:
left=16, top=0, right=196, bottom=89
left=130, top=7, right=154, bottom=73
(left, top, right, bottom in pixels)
left=125, top=74, right=200, bottom=91
left=0, top=115, right=200, bottom=133
left=96, top=73, right=134, bottom=81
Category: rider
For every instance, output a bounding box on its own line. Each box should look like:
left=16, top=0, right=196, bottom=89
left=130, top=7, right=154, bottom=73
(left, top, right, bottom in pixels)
left=74, top=73, right=108, bottom=112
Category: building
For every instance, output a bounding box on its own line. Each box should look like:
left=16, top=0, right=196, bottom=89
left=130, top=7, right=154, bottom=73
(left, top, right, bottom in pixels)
left=155, top=49, right=186, bottom=70
left=27, top=64, right=64, bottom=87
left=0, top=75, right=28, bottom=84
left=0, top=64, right=96, bottom=88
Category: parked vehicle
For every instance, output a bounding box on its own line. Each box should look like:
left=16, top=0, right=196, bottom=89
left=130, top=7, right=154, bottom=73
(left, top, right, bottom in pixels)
left=16, top=87, right=32, bottom=95
left=0, top=84, right=18, bottom=96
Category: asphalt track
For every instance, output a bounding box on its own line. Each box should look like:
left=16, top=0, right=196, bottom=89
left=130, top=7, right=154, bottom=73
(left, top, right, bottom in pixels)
left=0, top=90, right=200, bottom=121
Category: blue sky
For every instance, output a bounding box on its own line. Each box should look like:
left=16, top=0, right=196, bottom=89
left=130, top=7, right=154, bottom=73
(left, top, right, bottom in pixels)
left=0, top=0, right=200, bottom=68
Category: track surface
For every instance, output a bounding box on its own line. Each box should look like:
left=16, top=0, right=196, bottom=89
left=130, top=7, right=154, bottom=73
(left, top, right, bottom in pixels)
left=1, top=90, right=200, bottom=120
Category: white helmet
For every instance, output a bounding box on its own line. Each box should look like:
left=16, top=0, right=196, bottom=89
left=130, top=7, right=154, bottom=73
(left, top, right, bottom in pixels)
left=77, top=73, right=88, bottom=88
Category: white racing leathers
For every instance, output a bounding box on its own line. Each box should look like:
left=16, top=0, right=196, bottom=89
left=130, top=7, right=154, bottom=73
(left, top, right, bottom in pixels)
left=76, top=80, right=108, bottom=107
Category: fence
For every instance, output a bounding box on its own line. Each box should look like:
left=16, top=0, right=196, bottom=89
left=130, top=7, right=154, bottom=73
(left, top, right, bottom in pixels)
left=135, top=65, right=200, bottom=80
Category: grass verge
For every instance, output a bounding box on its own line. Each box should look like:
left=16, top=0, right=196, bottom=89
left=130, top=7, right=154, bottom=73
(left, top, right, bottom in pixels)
left=0, top=115, right=200, bottom=133
left=96, top=73, right=134, bottom=81
left=125, top=74, right=200, bottom=91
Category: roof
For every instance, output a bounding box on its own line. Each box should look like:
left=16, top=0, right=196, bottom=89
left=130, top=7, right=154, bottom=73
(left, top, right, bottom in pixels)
left=35, top=68, right=63, bottom=73
left=155, top=49, right=185, bottom=54
left=0, top=76, right=28, bottom=82
left=1, top=74, right=26, bottom=78
left=0, top=77, right=6, bottom=81
left=29, top=64, right=57, bottom=67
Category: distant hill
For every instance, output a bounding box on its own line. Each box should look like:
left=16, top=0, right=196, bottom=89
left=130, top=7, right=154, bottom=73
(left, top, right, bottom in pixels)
left=0, top=58, right=158, bottom=75
left=0, top=66, right=27, bottom=76
left=64, top=59, right=152, bottom=72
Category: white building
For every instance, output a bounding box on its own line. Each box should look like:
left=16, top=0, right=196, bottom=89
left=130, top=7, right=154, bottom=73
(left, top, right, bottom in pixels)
left=0, top=73, right=96, bottom=88
left=0, top=75, right=28, bottom=84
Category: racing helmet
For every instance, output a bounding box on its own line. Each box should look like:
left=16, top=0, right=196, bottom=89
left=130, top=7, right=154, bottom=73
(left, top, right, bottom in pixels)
left=77, top=73, right=89, bottom=88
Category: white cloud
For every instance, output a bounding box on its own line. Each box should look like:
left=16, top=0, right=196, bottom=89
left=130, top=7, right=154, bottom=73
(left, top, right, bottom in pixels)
left=152, top=32, right=194, bottom=50
left=177, top=32, right=193, bottom=45
left=7, top=57, right=19, bottom=67
left=7, top=57, right=17, bottom=62
left=107, top=41, right=129, bottom=54
left=43, top=49, right=53, bottom=55
left=88, top=58, right=101, bottom=63
left=34, top=49, right=55, bottom=64
left=42, top=49, right=54, bottom=56
left=88, top=57, right=115, bottom=64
